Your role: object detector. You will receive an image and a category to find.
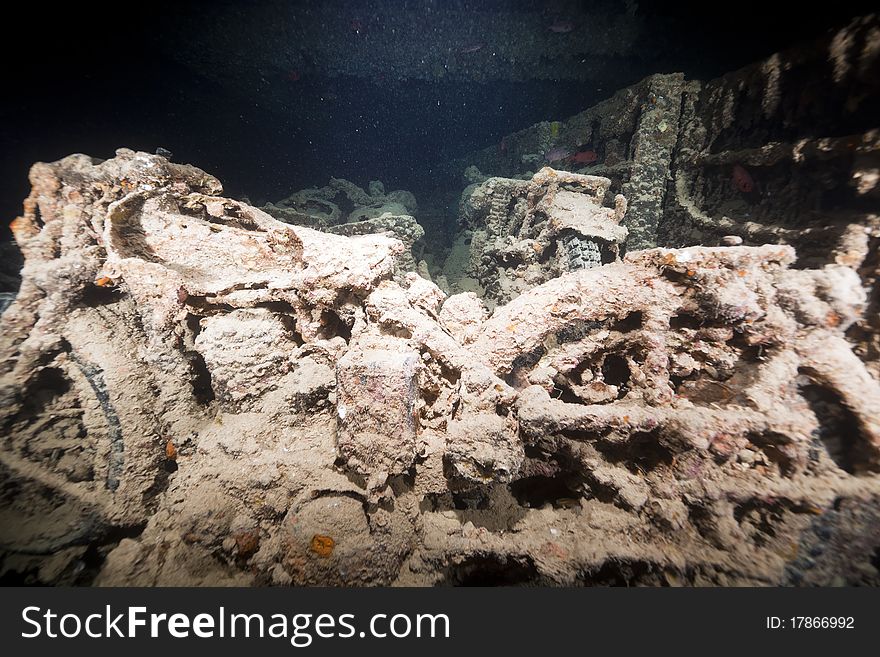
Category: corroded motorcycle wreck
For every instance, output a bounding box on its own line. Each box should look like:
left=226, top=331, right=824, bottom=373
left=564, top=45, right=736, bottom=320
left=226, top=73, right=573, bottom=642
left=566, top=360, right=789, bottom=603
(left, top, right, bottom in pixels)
left=1, top=149, right=878, bottom=586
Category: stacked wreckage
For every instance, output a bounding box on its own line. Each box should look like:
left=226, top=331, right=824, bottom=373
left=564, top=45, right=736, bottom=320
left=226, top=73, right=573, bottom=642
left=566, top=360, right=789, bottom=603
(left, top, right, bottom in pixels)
left=1, top=148, right=878, bottom=586
left=1, top=16, right=879, bottom=586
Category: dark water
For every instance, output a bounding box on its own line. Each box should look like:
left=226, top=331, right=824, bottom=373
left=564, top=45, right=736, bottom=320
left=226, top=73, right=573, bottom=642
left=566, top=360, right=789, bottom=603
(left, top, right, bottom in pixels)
left=1, top=0, right=873, bottom=234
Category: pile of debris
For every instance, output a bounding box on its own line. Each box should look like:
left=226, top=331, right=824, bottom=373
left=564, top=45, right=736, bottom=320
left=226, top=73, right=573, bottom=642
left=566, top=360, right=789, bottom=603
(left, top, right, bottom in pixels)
left=1, top=150, right=878, bottom=586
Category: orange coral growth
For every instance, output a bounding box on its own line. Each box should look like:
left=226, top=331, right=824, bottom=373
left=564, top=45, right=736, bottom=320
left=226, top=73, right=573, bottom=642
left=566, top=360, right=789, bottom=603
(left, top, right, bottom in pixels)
left=233, top=530, right=260, bottom=558
left=310, top=534, right=335, bottom=557
left=9, top=216, right=36, bottom=240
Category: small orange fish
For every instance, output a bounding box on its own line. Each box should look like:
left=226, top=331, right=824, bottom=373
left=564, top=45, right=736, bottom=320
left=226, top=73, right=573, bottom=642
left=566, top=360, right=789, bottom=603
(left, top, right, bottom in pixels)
left=732, top=164, right=755, bottom=193
left=570, top=149, right=598, bottom=165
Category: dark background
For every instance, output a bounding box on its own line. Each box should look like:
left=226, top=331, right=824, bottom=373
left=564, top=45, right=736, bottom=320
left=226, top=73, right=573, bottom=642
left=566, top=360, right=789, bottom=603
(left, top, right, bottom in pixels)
left=1, top=0, right=874, bottom=234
